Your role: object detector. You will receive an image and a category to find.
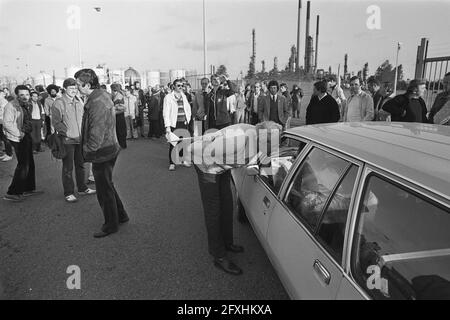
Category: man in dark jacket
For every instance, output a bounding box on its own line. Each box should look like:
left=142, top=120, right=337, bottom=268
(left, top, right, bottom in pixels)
left=133, top=81, right=146, bottom=137
left=75, top=69, right=129, bottom=238
left=382, top=79, right=428, bottom=123
left=201, top=74, right=235, bottom=130
left=306, top=80, right=341, bottom=125
left=147, top=85, right=162, bottom=139
left=258, top=80, right=291, bottom=128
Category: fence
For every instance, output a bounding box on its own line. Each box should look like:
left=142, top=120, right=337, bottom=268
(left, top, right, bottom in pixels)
left=422, top=56, right=449, bottom=108
left=415, top=38, right=450, bottom=109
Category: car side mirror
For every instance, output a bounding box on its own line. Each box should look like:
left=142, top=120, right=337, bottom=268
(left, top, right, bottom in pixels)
left=246, top=164, right=259, bottom=176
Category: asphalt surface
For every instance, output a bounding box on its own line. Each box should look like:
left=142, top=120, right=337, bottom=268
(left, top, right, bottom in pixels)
left=0, top=136, right=289, bottom=300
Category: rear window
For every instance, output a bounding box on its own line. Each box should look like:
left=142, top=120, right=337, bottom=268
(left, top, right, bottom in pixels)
left=351, top=174, right=450, bottom=300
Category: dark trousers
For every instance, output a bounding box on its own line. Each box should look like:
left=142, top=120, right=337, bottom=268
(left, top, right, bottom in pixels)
left=215, top=123, right=230, bottom=130
left=92, top=157, right=128, bottom=233
left=169, top=121, right=188, bottom=165
left=62, top=144, right=87, bottom=196
left=7, top=134, right=35, bottom=195
left=44, top=115, right=51, bottom=140
left=250, top=111, right=258, bottom=125
left=148, top=119, right=161, bottom=138
left=195, top=166, right=234, bottom=259
left=0, top=124, right=13, bottom=156
left=137, top=109, right=145, bottom=136
left=31, top=119, right=42, bottom=151
left=115, top=112, right=127, bottom=149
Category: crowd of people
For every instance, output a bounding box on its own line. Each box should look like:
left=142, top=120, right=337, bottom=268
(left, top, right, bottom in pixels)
left=1, top=69, right=449, bottom=275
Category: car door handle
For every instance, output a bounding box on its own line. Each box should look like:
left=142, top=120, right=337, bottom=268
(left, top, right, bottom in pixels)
left=313, top=260, right=331, bottom=286
left=263, top=196, right=271, bottom=209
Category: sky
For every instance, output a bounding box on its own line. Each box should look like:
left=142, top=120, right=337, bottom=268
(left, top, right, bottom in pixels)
left=1, top=0, right=450, bottom=81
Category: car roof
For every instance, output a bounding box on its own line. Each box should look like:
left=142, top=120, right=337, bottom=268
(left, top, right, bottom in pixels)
left=285, top=122, right=450, bottom=201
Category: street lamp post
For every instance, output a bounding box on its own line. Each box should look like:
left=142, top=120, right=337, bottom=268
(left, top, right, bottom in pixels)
left=203, top=0, right=207, bottom=77
left=203, top=0, right=207, bottom=78
left=393, top=42, right=401, bottom=96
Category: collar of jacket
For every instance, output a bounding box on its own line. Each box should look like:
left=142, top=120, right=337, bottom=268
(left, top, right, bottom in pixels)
left=167, top=91, right=187, bottom=101
left=61, top=93, right=82, bottom=105
left=84, top=89, right=106, bottom=108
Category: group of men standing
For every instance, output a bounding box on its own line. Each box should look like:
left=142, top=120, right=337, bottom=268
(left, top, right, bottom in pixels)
left=304, top=73, right=450, bottom=126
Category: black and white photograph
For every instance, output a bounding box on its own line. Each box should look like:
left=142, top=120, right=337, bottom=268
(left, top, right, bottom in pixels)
left=0, top=0, right=450, bottom=303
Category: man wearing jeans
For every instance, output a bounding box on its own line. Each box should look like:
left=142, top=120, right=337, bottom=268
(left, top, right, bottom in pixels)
left=75, top=69, right=129, bottom=238
left=52, top=78, right=96, bottom=203
left=2, top=85, right=43, bottom=202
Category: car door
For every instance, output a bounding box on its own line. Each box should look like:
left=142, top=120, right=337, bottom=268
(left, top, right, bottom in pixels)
left=338, top=166, right=450, bottom=300
left=266, top=146, right=362, bottom=299
left=238, top=136, right=307, bottom=244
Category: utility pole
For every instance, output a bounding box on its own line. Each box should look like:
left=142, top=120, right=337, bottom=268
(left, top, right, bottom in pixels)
left=393, top=42, right=401, bottom=96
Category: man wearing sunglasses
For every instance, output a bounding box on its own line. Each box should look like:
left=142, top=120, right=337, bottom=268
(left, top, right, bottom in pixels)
left=163, top=78, right=192, bottom=171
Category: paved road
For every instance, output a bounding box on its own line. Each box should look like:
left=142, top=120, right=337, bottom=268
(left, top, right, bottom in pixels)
left=0, top=137, right=288, bottom=300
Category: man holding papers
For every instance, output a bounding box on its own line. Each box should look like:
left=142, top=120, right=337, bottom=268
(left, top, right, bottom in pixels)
left=163, top=79, right=192, bottom=171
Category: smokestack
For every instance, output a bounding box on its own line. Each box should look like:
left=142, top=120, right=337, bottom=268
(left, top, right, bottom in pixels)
left=252, top=28, right=256, bottom=60
left=304, top=1, right=310, bottom=73
left=274, top=57, right=278, bottom=72
left=344, top=54, right=348, bottom=77
left=261, top=60, right=265, bottom=73
left=315, top=15, right=319, bottom=73
left=296, top=0, right=302, bottom=71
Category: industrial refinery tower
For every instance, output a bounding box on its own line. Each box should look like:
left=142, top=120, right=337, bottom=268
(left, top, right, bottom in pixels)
left=295, top=0, right=320, bottom=75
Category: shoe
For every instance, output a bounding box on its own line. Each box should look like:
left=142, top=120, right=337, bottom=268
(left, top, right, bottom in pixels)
left=1, top=155, right=12, bottom=162
left=80, top=188, right=96, bottom=195
left=169, top=164, right=176, bottom=171
left=119, top=216, right=130, bottom=224
left=182, top=161, right=191, bottom=168
left=225, top=244, right=244, bottom=253
left=3, top=194, right=24, bottom=202
left=213, top=257, right=243, bottom=276
left=22, top=190, right=44, bottom=197
left=93, top=230, right=117, bottom=238
left=65, top=195, right=78, bottom=203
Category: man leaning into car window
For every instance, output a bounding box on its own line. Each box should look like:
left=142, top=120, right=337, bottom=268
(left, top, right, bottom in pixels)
left=186, top=121, right=282, bottom=276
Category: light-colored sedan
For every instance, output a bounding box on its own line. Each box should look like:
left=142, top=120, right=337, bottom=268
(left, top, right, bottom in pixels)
left=232, top=122, right=450, bottom=300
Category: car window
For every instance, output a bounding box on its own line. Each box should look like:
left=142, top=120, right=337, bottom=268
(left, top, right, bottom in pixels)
left=259, top=137, right=306, bottom=194
left=284, top=147, right=349, bottom=231
left=317, top=165, right=359, bottom=263
left=352, top=174, right=450, bottom=300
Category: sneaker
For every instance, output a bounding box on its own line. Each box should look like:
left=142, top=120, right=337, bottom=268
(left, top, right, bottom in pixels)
left=65, top=194, right=78, bottom=203
left=169, top=164, right=176, bottom=171
left=80, top=188, right=96, bottom=195
left=1, top=155, right=12, bottom=162
left=182, top=160, right=191, bottom=168
left=3, top=194, right=24, bottom=202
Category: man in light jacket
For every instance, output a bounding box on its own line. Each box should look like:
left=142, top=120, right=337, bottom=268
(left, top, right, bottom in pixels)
left=75, top=69, right=129, bottom=238
left=0, top=90, right=14, bottom=161
left=3, top=85, right=42, bottom=202
left=342, top=76, right=374, bottom=122
left=124, top=86, right=138, bottom=139
left=52, top=78, right=96, bottom=203
left=163, top=78, right=192, bottom=171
